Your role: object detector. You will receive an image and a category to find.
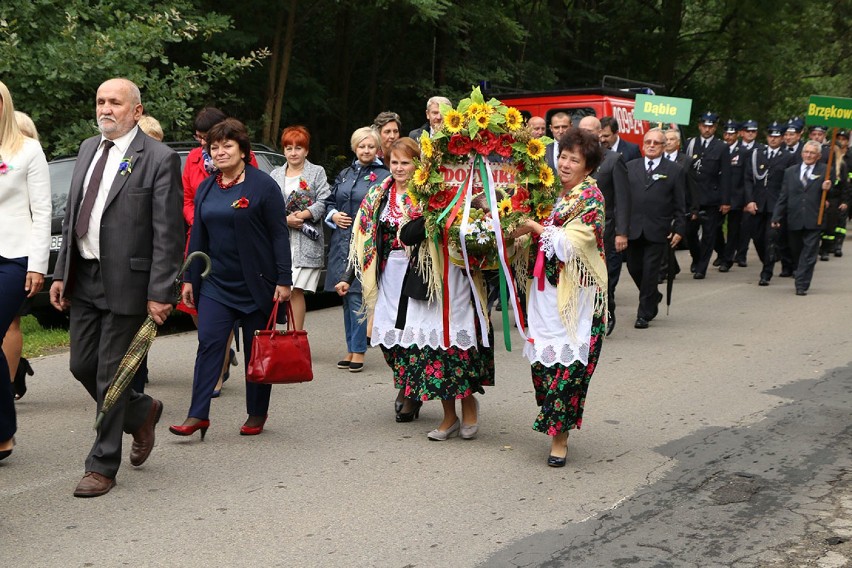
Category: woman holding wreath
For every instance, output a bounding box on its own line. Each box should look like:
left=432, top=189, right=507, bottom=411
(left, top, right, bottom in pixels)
left=171, top=118, right=292, bottom=439
left=514, top=127, right=606, bottom=467
left=337, top=137, right=493, bottom=438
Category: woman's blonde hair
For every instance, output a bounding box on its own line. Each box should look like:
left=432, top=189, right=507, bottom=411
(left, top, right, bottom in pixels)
left=14, top=111, right=39, bottom=141
left=138, top=115, right=164, bottom=141
left=350, top=126, right=380, bottom=153
left=0, top=80, right=25, bottom=156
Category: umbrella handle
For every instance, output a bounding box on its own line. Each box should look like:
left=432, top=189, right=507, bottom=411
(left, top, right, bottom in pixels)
left=94, top=410, right=106, bottom=431
left=180, top=251, right=212, bottom=279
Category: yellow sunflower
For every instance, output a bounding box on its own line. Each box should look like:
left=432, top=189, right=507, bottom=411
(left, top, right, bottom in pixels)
left=539, top=164, right=555, bottom=187
left=505, top=107, right=523, bottom=131
left=420, top=132, right=433, bottom=159
left=408, top=192, right=419, bottom=208
left=536, top=202, right=553, bottom=219
left=474, top=112, right=490, bottom=129
left=465, top=102, right=484, bottom=118
left=526, top=138, right=545, bottom=160
left=497, top=197, right=512, bottom=216
left=413, top=167, right=429, bottom=187
left=444, top=109, right=464, bottom=133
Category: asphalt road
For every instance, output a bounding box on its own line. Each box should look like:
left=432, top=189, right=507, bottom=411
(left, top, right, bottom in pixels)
left=2, top=249, right=850, bottom=568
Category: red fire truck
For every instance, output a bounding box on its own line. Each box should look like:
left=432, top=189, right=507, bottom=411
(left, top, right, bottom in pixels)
left=496, top=76, right=663, bottom=147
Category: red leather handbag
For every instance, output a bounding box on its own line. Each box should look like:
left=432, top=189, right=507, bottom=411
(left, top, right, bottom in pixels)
left=247, top=300, right=313, bottom=384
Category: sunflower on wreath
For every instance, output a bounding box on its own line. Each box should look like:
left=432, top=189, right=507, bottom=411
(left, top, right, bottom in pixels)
left=407, top=86, right=562, bottom=254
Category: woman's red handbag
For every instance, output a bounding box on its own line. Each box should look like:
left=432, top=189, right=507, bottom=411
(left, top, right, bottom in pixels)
left=247, top=300, right=313, bottom=384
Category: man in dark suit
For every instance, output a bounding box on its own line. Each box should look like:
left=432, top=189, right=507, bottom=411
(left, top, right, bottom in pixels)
left=409, top=96, right=452, bottom=141
left=579, top=116, right=630, bottom=335
left=600, top=116, right=641, bottom=162
left=544, top=112, right=572, bottom=171
left=718, top=119, right=750, bottom=272
left=744, top=121, right=796, bottom=285
left=50, top=78, right=184, bottom=497
left=683, top=111, right=732, bottom=279
left=625, top=128, right=686, bottom=329
left=771, top=141, right=834, bottom=295
left=734, top=119, right=762, bottom=265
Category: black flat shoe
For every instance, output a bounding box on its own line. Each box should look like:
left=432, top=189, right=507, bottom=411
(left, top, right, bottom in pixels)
left=547, top=454, right=566, bottom=467
left=396, top=400, right=422, bottom=423
left=337, top=360, right=351, bottom=369
left=758, top=279, right=769, bottom=286
left=348, top=362, right=364, bottom=373
left=0, top=449, right=11, bottom=461
left=634, top=317, right=649, bottom=329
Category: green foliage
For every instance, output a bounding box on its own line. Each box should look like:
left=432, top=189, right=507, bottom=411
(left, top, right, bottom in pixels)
left=0, top=0, right=266, bottom=156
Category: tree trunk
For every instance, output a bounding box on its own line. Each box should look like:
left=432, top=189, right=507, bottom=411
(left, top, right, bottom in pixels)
left=261, top=8, right=285, bottom=145
left=270, top=0, right=298, bottom=148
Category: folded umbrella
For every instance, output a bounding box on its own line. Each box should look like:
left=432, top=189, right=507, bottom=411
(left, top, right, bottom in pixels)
left=94, top=251, right=211, bottom=430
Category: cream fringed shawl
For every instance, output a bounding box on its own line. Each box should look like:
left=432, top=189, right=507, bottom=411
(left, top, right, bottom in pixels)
left=515, top=176, right=608, bottom=341
left=346, top=175, right=394, bottom=319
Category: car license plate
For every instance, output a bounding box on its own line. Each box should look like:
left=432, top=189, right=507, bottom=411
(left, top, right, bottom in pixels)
left=50, top=235, right=63, bottom=251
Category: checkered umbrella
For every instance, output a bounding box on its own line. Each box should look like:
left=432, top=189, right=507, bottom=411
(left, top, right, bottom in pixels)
left=94, top=251, right=211, bottom=430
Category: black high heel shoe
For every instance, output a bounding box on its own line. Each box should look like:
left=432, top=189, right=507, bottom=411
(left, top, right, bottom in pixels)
left=14, top=358, right=34, bottom=400
left=395, top=399, right=422, bottom=423
left=394, top=391, right=405, bottom=415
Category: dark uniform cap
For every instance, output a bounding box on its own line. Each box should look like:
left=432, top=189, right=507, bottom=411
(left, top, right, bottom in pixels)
left=742, top=119, right=758, bottom=131
left=838, top=129, right=849, bottom=138
left=786, top=116, right=804, bottom=133
left=724, top=119, right=739, bottom=133
left=700, top=111, right=719, bottom=126
left=808, top=124, right=827, bottom=133
left=767, top=121, right=784, bottom=136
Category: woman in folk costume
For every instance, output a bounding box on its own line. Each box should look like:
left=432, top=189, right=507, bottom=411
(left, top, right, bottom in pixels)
left=513, top=127, right=607, bottom=467
left=337, top=137, right=493, bottom=440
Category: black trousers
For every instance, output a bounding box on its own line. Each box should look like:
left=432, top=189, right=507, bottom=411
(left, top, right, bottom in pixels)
left=788, top=229, right=822, bottom=292
left=69, top=258, right=154, bottom=478
left=626, top=236, right=666, bottom=320
left=686, top=208, right=722, bottom=275
left=604, top=219, right=623, bottom=318
left=0, top=256, right=27, bottom=443
left=721, top=209, right=744, bottom=266
left=736, top=212, right=753, bottom=264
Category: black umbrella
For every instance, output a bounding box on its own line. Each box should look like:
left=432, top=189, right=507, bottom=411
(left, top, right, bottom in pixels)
left=666, top=243, right=677, bottom=316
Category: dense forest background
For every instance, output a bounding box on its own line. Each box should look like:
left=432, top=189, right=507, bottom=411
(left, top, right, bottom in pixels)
left=2, top=0, right=850, bottom=169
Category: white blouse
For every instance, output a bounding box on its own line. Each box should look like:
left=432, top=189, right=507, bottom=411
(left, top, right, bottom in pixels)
left=0, top=137, right=51, bottom=273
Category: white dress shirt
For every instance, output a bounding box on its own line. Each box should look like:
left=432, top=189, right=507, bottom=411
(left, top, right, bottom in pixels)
left=0, top=137, right=52, bottom=273
left=77, top=126, right=139, bottom=260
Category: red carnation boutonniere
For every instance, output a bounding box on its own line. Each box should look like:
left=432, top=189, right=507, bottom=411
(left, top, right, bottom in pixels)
left=231, top=197, right=250, bottom=209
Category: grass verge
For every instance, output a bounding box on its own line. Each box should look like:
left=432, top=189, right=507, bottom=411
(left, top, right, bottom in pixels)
left=21, top=315, right=70, bottom=358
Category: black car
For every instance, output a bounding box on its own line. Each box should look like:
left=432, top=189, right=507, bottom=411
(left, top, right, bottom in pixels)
left=33, top=143, right=290, bottom=327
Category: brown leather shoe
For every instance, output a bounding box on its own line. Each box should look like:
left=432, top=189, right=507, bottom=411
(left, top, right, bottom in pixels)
left=130, top=399, right=163, bottom=467
left=73, top=472, right=116, bottom=498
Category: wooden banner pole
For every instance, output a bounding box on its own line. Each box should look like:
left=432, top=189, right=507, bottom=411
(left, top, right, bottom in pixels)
left=817, top=127, right=838, bottom=226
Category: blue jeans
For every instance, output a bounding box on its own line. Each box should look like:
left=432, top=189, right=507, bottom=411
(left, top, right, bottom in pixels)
left=342, top=292, right=367, bottom=354
left=0, top=256, right=27, bottom=442
left=188, top=295, right=271, bottom=420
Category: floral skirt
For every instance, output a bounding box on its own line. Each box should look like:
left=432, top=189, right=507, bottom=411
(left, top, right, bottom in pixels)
left=382, top=341, right=494, bottom=401
left=530, top=313, right=605, bottom=435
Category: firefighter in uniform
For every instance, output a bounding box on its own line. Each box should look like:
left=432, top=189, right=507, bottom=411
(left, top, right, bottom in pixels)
left=744, top=121, right=795, bottom=286
left=684, top=112, right=731, bottom=279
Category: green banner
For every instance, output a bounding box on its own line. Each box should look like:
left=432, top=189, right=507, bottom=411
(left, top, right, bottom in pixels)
left=633, top=94, right=693, bottom=125
left=807, top=95, right=852, bottom=129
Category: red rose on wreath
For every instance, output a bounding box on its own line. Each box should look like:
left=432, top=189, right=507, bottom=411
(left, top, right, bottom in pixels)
left=448, top=134, right=473, bottom=156
left=428, top=188, right=455, bottom=211
left=494, top=133, right=514, bottom=158
left=510, top=187, right=531, bottom=213
left=231, top=197, right=250, bottom=209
